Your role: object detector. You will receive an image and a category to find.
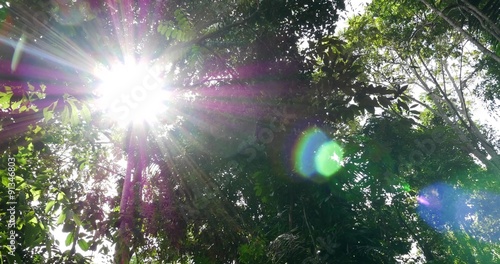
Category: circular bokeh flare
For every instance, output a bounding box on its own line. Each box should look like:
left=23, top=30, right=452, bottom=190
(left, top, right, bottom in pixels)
left=292, top=127, right=343, bottom=180
left=417, top=182, right=500, bottom=243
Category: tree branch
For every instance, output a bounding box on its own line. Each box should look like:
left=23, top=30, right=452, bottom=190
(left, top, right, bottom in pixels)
left=419, top=0, right=500, bottom=64
left=459, top=0, right=500, bottom=43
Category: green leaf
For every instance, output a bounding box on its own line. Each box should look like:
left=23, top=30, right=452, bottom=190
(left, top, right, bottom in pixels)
left=397, top=101, right=409, bottom=111
left=80, top=103, right=91, bottom=122
left=71, top=108, right=79, bottom=125
left=43, top=101, right=58, bottom=122
left=25, top=210, right=36, bottom=223
left=1, top=176, right=9, bottom=188
left=23, top=223, right=42, bottom=247
left=61, top=105, right=70, bottom=125
left=78, top=239, right=89, bottom=251
left=73, top=213, right=82, bottom=226
left=254, top=185, right=262, bottom=196
left=378, top=96, right=392, bottom=107
left=43, top=107, right=53, bottom=121
left=18, top=190, right=26, bottom=204
left=57, top=211, right=66, bottom=225
left=28, top=83, right=35, bottom=91
left=33, top=125, right=42, bottom=134
left=65, top=232, right=74, bottom=247
left=30, top=189, right=41, bottom=201
left=57, top=192, right=66, bottom=201
left=45, top=200, right=56, bottom=213
left=0, top=91, right=12, bottom=107
left=165, top=27, right=173, bottom=38
left=67, top=100, right=80, bottom=125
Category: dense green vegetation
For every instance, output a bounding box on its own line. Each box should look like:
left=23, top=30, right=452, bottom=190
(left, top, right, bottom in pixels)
left=0, top=0, right=498, bottom=263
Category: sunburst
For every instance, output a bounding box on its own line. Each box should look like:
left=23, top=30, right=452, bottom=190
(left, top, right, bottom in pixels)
left=93, top=59, right=170, bottom=126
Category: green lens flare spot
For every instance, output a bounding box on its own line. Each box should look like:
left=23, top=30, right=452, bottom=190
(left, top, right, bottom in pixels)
left=314, top=141, right=343, bottom=177
left=291, top=127, right=344, bottom=180
left=292, top=127, right=329, bottom=177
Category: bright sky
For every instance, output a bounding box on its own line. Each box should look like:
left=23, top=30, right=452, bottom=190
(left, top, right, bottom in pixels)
left=335, top=0, right=372, bottom=34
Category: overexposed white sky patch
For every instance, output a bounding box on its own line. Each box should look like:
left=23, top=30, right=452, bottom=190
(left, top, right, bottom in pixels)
left=335, top=0, right=372, bottom=35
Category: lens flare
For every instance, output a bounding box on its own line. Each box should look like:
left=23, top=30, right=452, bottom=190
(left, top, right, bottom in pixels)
left=417, top=182, right=500, bottom=243
left=93, top=61, right=169, bottom=126
left=315, top=141, right=343, bottom=177
left=292, top=127, right=343, bottom=180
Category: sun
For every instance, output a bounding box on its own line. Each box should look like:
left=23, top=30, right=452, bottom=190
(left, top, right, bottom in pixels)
left=93, top=60, right=169, bottom=126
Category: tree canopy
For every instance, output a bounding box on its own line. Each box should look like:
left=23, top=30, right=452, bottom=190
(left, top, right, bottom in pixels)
left=0, top=0, right=499, bottom=263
